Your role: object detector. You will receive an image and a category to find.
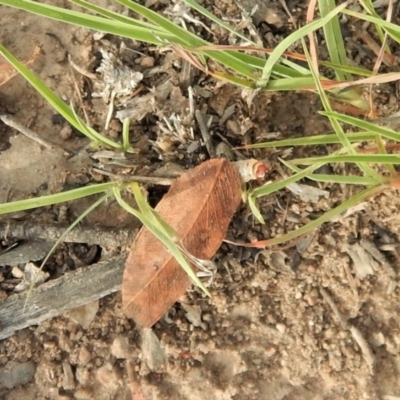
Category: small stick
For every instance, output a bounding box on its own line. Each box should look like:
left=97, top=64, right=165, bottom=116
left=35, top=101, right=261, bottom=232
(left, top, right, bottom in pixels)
left=195, top=109, right=215, bottom=158
left=0, top=255, right=125, bottom=340
left=92, top=168, right=176, bottom=186
left=0, top=114, right=72, bottom=156
left=214, top=131, right=245, bottom=160
left=320, top=287, right=374, bottom=375
left=0, top=220, right=135, bottom=247
left=68, top=61, right=91, bottom=127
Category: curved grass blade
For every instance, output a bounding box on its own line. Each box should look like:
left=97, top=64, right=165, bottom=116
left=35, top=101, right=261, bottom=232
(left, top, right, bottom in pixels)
left=259, top=2, right=348, bottom=86
left=0, top=43, right=121, bottom=149
left=0, top=182, right=118, bottom=215
left=23, top=192, right=111, bottom=311
left=257, top=185, right=382, bottom=247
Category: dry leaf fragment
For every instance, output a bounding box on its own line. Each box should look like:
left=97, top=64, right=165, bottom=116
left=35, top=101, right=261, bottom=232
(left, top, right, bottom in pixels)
left=122, top=159, right=242, bottom=327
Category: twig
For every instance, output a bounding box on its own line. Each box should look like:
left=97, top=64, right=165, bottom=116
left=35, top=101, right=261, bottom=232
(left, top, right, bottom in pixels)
left=92, top=168, right=176, bottom=186
left=0, top=114, right=72, bottom=156
left=68, top=60, right=91, bottom=126
left=214, top=131, right=246, bottom=160
left=0, top=220, right=135, bottom=247
left=195, top=109, right=215, bottom=158
left=0, top=255, right=125, bottom=340
left=320, top=287, right=375, bottom=375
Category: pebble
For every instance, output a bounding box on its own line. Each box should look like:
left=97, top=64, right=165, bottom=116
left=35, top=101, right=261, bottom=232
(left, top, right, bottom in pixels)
left=265, top=347, right=276, bottom=357
left=60, top=125, right=73, bottom=140
left=109, top=119, right=122, bottom=132
left=215, top=142, right=235, bottom=160
left=140, top=56, right=155, bottom=68
left=276, top=323, right=286, bottom=335
left=62, top=361, right=75, bottom=390
left=73, top=27, right=91, bottom=43
left=74, top=386, right=94, bottom=400
left=141, top=328, right=166, bottom=372
left=96, top=362, right=121, bottom=391
left=78, top=346, right=92, bottom=366
left=111, top=336, right=132, bottom=359
left=66, top=300, right=99, bottom=329
left=75, top=366, right=91, bottom=385
left=0, top=360, right=36, bottom=389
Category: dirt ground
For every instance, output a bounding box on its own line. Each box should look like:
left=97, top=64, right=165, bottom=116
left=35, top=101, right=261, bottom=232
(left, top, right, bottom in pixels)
left=1, top=1, right=400, bottom=399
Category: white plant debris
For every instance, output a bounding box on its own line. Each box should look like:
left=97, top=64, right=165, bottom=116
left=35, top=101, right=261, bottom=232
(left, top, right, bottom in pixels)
left=164, top=0, right=214, bottom=35
left=93, top=49, right=143, bottom=102
left=287, top=183, right=329, bottom=203
left=343, top=242, right=378, bottom=280
left=69, top=48, right=143, bottom=129
left=13, top=262, right=50, bottom=293
left=154, top=113, right=194, bottom=154
left=116, top=80, right=173, bottom=123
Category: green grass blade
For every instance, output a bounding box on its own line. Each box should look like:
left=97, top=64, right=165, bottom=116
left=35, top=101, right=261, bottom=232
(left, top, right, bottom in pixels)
left=292, top=174, right=382, bottom=185
left=239, top=131, right=375, bottom=149
left=0, top=43, right=122, bottom=149
left=359, top=0, right=393, bottom=46
left=0, top=0, right=171, bottom=45
left=122, top=119, right=131, bottom=152
left=258, top=2, right=348, bottom=86
left=248, top=162, right=326, bottom=223
left=69, top=0, right=162, bottom=30
left=182, top=0, right=258, bottom=46
left=116, top=0, right=205, bottom=47
left=284, top=161, right=384, bottom=185
left=250, top=163, right=324, bottom=199
left=318, top=0, right=351, bottom=81
left=302, top=38, right=380, bottom=180
left=321, top=111, right=400, bottom=142
left=290, top=154, right=400, bottom=165
left=37, top=192, right=110, bottom=272
left=0, top=182, right=118, bottom=215
left=264, top=186, right=382, bottom=246
left=130, top=183, right=176, bottom=238
left=342, top=8, right=400, bottom=42
left=23, top=192, right=111, bottom=311
left=114, top=187, right=210, bottom=295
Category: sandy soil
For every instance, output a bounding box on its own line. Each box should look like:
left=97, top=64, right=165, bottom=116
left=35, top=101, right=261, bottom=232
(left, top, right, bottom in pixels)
left=1, top=1, right=400, bottom=400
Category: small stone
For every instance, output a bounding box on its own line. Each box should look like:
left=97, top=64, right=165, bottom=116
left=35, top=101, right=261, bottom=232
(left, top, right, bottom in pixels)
left=60, top=125, right=73, bottom=140
left=141, top=328, right=166, bottom=372
left=111, top=336, right=132, bottom=359
left=226, top=120, right=240, bottom=136
left=11, top=266, right=24, bottom=278
left=215, top=142, right=235, bottom=160
left=109, top=119, right=122, bottom=132
left=96, top=362, right=121, bottom=392
left=107, top=129, right=119, bottom=140
left=62, top=361, right=75, bottom=390
left=140, top=56, right=155, bottom=68
left=74, top=27, right=91, bottom=43
left=265, top=347, right=276, bottom=357
left=276, top=323, right=286, bottom=335
left=0, top=361, right=36, bottom=389
left=75, top=367, right=91, bottom=385
left=182, top=304, right=202, bottom=327
left=74, top=386, right=94, bottom=400
left=78, top=346, right=92, bottom=366
left=66, top=300, right=99, bottom=329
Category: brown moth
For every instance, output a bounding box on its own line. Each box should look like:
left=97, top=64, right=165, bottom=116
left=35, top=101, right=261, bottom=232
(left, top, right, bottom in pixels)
left=122, top=158, right=242, bottom=327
